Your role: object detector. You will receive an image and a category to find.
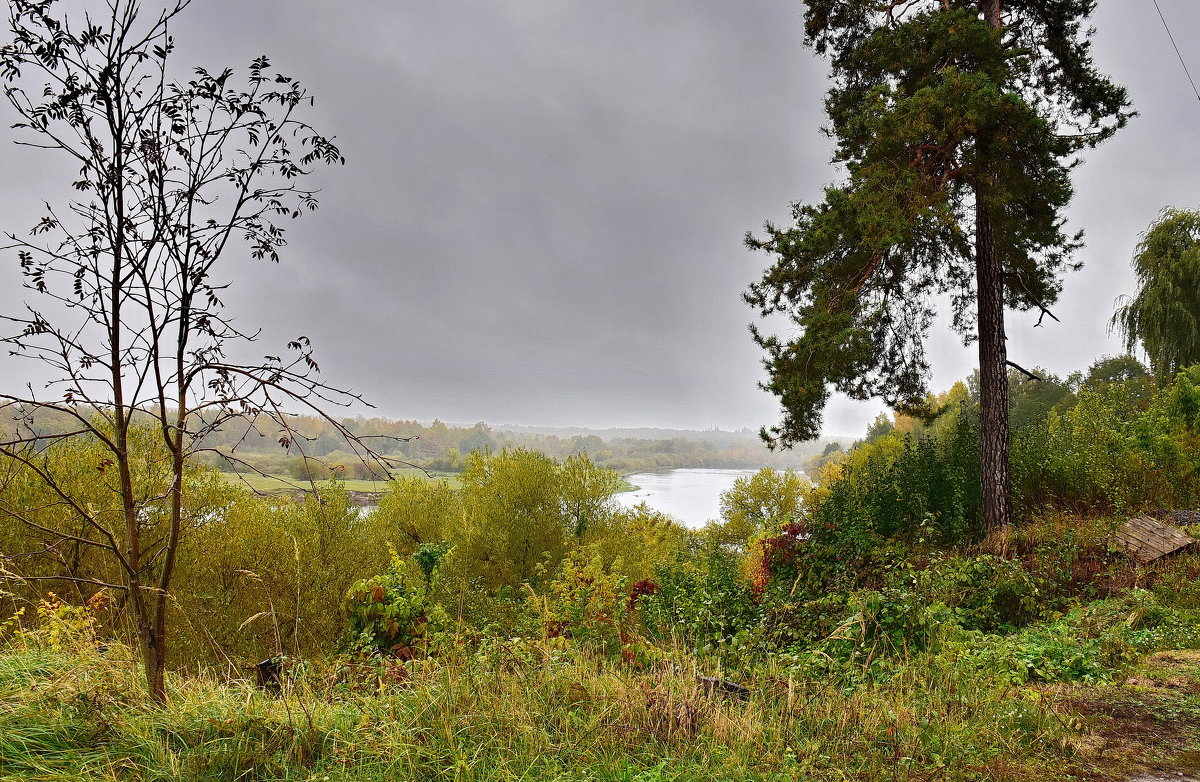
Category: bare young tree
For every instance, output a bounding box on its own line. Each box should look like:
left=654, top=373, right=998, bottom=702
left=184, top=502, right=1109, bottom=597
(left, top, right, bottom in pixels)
left=0, top=0, right=390, bottom=702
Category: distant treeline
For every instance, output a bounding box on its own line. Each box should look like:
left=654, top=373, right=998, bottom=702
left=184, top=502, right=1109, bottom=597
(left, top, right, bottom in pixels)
left=185, top=416, right=823, bottom=478
left=1, top=407, right=826, bottom=480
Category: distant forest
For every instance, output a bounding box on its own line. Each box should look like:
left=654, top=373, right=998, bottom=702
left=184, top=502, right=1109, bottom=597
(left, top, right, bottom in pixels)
left=2, top=408, right=828, bottom=481
left=194, top=416, right=829, bottom=479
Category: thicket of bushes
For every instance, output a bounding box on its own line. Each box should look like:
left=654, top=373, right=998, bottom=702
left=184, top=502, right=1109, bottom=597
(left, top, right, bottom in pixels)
left=4, top=358, right=1200, bottom=670
left=4, top=357, right=1200, bottom=779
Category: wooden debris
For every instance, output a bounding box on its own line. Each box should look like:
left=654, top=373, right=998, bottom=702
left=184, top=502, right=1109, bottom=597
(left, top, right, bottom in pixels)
left=1109, top=515, right=1197, bottom=565
left=696, top=676, right=750, bottom=701
left=252, top=657, right=283, bottom=693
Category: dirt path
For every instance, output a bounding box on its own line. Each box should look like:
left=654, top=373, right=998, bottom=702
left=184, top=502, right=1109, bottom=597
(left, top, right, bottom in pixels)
left=1057, top=650, right=1200, bottom=781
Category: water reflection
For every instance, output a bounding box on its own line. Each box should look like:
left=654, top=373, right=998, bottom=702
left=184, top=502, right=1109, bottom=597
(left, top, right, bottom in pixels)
left=614, top=468, right=760, bottom=529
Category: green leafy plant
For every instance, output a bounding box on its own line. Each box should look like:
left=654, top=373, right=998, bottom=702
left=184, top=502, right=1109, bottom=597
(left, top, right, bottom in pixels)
left=413, top=541, right=453, bottom=588
left=639, top=544, right=760, bottom=657
left=913, top=554, right=1053, bottom=633
left=539, top=553, right=631, bottom=657
left=343, top=554, right=449, bottom=658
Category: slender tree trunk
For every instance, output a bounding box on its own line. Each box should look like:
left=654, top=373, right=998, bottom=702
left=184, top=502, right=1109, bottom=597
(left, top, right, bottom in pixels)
left=141, top=606, right=168, bottom=704
left=977, top=0, right=1010, bottom=541
left=975, top=198, right=1010, bottom=538
left=150, top=307, right=191, bottom=707
left=102, top=49, right=170, bottom=704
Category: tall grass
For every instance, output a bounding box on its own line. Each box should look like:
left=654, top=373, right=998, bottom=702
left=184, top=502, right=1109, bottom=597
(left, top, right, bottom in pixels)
left=0, top=626, right=1077, bottom=782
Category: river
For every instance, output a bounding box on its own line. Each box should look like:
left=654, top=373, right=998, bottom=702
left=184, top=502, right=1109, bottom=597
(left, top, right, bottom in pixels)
left=614, top=467, right=761, bottom=529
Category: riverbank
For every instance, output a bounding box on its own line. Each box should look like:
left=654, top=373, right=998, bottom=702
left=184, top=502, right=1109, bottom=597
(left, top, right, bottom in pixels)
left=217, top=469, right=460, bottom=504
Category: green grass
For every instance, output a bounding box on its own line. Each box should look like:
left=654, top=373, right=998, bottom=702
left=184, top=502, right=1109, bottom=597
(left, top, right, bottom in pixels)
left=218, top=468, right=460, bottom=494
left=0, top=632, right=1083, bottom=782
left=7, top=600, right=1200, bottom=781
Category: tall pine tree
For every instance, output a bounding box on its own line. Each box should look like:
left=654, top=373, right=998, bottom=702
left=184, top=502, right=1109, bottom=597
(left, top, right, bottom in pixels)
left=746, top=1, right=1130, bottom=534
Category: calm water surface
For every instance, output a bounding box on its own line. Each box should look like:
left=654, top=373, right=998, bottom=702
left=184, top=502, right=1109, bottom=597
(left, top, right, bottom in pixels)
left=615, top=468, right=760, bottom=529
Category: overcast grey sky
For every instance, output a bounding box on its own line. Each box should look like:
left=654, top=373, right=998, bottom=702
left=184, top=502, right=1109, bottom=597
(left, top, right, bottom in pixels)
left=2, top=1, right=1198, bottom=437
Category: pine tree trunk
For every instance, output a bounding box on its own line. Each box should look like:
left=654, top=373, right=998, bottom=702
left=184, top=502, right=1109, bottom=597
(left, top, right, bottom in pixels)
left=975, top=198, right=1011, bottom=539
left=976, top=0, right=1010, bottom=542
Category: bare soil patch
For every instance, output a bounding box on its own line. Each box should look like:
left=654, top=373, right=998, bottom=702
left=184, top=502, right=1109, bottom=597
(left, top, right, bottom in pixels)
left=1055, top=651, right=1200, bottom=781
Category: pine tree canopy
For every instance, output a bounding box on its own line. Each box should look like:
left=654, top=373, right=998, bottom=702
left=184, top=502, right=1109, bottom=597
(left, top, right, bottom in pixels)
left=746, top=0, right=1131, bottom=447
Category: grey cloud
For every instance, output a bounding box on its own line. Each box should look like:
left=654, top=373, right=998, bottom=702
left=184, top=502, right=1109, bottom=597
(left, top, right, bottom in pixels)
left=1, top=1, right=1196, bottom=436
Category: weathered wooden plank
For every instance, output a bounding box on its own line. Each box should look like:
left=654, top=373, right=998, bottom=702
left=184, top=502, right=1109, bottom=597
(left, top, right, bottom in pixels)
left=1122, top=530, right=1156, bottom=546
left=1108, top=515, right=1197, bottom=565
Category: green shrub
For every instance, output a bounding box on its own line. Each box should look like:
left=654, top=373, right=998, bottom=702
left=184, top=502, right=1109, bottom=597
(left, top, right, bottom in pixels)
left=1073, top=589, right=1200, bottom=654
left=172, top=481, right=388, bottom=664
left=948, top=624, right=1119, bottom=685
left=342, top=554, right=449, bottom=657
left=913, top=554, right=1055, bottom=633
left=753, top=593, right=850, bottom=652
left=639, top=544, right=760, bottom=656
left=783, top=588, right=949, bottom=689
left=947, top=589, right=1200, bottom=686
left=796, top=414, right=981, bottom=593
left=538, top=553, right=630, bottom=656
left=1012, top=370, right=1200, bottom=514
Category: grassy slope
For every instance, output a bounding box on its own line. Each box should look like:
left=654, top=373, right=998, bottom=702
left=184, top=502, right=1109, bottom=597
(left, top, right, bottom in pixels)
left=3, top=634, right=1199, bottom=781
